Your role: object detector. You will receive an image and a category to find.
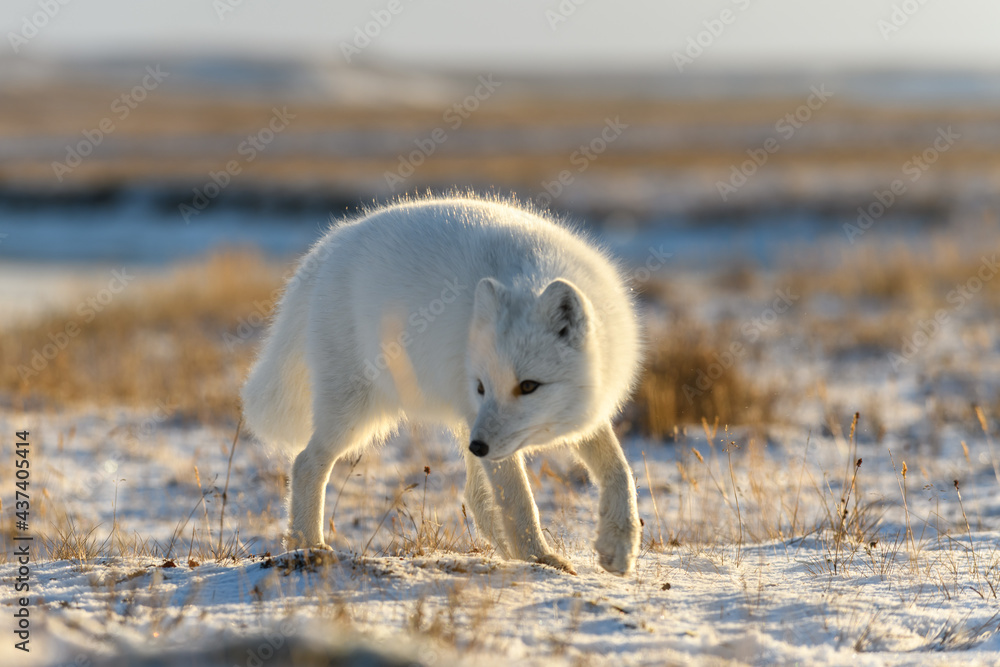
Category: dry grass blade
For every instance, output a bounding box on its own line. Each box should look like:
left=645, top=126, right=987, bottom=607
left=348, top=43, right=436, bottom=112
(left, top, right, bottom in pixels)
left=725, top=440, right=744, bottom=567
left=888, top=449, right=918, bottom=572
left=363, top=483, right=417, bottom=558
left=974, top=406, right=1000, bottom=486
left=217, top=417, right=242, bottom=560
left=642, top=451, right=665, bottom=548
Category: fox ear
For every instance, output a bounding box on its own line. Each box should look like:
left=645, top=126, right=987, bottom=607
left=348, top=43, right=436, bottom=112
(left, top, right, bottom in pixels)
left=473, top=277, right=504, bottom=325
left=537, top=279, right=588, bottom=347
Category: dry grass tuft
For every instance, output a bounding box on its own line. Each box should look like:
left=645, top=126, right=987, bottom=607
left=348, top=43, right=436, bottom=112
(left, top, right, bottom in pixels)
left=633, top=320, right=773, bottom=439
left=1, top=250, right=284, bottom=420
left=785, top=239, right=999, bottom=306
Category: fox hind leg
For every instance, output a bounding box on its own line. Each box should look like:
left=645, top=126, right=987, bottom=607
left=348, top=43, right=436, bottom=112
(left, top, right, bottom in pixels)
left=287, top=398, right=380, bottom=551
left=287, top=431, right=349, bottom=549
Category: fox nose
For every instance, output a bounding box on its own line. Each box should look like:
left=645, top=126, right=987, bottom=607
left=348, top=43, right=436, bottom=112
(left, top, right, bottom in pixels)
left=469, top=440, right=489, bottom=457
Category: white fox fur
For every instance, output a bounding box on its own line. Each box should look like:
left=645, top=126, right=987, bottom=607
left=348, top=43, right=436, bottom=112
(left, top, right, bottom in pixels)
left=241, top=196, right=643, bottom=574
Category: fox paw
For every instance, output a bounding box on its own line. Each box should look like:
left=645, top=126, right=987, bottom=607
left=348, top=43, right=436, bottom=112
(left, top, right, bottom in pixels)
left=595, top=519, right=640, bottom=575
left=284, top=534, right=333, bottom=552
left=531, top=553, right=577, bottom=575
left=270, top=547, right=339, bottom=572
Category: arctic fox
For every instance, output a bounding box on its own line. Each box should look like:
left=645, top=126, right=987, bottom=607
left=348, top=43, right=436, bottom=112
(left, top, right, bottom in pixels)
left=241, top=196, right=643, bottom=575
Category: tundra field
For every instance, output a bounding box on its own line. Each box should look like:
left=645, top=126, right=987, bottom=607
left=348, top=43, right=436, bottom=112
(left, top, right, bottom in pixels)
left=4, top=59, right=1000, bottom=667
left=2, top=222, right=1000, bottom=666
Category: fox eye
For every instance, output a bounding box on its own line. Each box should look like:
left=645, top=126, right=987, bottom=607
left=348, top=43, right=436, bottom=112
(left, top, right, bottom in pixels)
left=477, top=380, right=484, bottom=396
left=518, top=380, right=540, bottom=395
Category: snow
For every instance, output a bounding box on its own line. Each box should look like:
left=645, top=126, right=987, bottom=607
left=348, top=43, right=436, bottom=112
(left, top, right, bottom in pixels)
left=2, top=222, right=1000, bottom=665
left=2, top=391, right=999, bottom=666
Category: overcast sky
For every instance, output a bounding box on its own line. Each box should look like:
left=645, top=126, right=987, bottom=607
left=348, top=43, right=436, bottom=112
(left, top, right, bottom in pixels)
left=5, top=0, right=1000, bottom=71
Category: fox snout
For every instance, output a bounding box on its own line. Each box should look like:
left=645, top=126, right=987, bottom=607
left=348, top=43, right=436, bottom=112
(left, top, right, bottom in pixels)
left=470, top=397, right=503, bottom=459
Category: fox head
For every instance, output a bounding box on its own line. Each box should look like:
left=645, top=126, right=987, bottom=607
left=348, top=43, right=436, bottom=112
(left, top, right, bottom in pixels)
left=466, top=277, right=598, bottom=460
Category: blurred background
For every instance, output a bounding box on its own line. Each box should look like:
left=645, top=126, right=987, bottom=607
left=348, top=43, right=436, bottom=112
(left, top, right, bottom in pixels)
left=4, top=0, right=1000, bottom=263
left=2, top=0, right=1000, bottom=432
left=6, top=6, right=1000, bottom=660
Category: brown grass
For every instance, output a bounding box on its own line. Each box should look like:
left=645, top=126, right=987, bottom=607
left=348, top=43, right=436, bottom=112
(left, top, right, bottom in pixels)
left=784, top=237, right=1000, bottom=305
left=0, top=250, right=284, bottom=420
left=7, top=79, right=1000, bottom=193
left=779, top=232, right=1000, bottom=362
left=632, top=320, right=773, bottom=439
left=1, top=250, right=777, bottom=437
left=805, top=311, right=915, bottom=359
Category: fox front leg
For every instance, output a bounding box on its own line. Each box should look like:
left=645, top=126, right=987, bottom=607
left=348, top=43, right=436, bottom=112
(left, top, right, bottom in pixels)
left=482, top=453, right=576, bottom=574
left=576, top=421, right=641, bottom=575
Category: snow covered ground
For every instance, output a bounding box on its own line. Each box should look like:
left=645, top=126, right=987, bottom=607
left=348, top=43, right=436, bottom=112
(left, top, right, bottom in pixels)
left=2, top=374, right=1000, bottom=665
left=2, top=228, right=1000, bottom=665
